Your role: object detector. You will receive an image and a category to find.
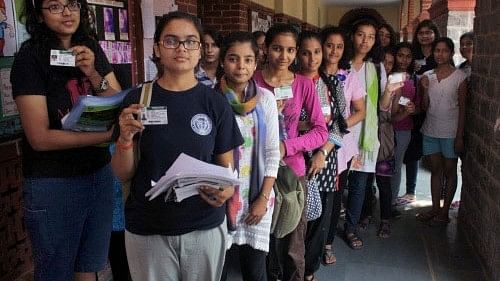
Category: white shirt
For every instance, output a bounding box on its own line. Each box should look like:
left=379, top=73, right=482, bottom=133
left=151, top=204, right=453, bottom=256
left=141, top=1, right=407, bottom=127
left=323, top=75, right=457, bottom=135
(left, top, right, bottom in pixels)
left=421, top=69, right=466, bottom=138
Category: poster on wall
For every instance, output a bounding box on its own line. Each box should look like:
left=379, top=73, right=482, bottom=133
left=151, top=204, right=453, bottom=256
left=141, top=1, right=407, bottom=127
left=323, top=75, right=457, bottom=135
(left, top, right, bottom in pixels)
left=13, top=0, right=29, bottom=49
left=0, top=57, right=17, bottom=119
left=87, top=0, right=124, bottom=8
left=1, top=0, right=17, bottom=56
left=118, top=8, right=128, bottom=40
left=103, top=7, right=115, bottom=40
left=251, top=11, right=272, bottom=32
left=99, top=41, right=131, bottom=64
left=88, top=5, right=99, bottom=36
left=142, top=0, right=177, bottom=80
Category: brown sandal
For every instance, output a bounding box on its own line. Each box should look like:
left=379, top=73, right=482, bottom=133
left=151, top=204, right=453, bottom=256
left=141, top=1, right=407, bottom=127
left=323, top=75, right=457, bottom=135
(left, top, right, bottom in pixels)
left=345, top=232, right=363, bottom=250
left=322, top=245, right=337, bottom=265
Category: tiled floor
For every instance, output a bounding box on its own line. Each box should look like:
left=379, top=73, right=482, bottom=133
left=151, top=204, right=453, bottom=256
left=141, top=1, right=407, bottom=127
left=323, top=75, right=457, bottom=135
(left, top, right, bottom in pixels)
left=101, top=162, right=487, bottom=281
left=225, top=162, right=487, bottom=281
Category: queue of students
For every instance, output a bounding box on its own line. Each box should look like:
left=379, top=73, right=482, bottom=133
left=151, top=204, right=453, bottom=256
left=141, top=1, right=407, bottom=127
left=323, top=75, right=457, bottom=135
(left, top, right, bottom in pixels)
left=10, top=1, right=472, bottom=280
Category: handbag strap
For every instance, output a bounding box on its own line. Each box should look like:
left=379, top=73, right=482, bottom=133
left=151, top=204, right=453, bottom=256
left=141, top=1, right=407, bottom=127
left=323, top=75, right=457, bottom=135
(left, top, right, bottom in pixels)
left=134, top=81, right=154, bottom=167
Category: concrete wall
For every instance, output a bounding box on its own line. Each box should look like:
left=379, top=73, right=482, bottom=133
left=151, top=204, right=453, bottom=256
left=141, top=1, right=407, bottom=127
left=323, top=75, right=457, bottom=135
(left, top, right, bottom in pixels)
left=252, top=0, right=274, bottom=9
left=275, top=0, right=303, bottom=19
left=447, top=10, right=474, bottom=65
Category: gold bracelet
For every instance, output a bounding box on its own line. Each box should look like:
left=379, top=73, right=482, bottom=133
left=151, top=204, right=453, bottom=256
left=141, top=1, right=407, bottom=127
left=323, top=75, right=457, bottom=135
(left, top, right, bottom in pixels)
left=260, top=193, right=270, bottom=201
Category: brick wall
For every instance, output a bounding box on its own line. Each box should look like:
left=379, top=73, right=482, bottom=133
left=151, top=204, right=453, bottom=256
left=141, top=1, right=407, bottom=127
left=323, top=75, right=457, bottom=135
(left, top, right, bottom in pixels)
left=198, top=0, right=250, bottom=34
left=0, top=140, right=31, bottom=281
left=459, top=0, right=500, bottom=280
left=176, top=0, right=197, bottom=16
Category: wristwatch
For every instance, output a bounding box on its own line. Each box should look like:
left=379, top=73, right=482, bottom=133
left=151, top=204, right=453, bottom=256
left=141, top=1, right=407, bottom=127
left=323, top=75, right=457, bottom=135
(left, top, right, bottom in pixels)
left=320, top=148, right=328, bottom=157
left=94, top=76, right=109, bottom=93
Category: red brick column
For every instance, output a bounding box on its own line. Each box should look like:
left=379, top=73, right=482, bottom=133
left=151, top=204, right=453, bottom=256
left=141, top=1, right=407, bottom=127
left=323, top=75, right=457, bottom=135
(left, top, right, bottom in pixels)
left=176, top=0, right=197, bottom=16
left=459, top=0, right=500, bottom=280
left=0, top=140, right=32, bottom=281
left=197, top=0, right=250, bottom=34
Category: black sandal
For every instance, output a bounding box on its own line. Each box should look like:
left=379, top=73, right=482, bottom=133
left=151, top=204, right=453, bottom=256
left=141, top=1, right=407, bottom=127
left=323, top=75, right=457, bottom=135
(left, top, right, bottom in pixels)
left=345, top=232, right=363, bottom=250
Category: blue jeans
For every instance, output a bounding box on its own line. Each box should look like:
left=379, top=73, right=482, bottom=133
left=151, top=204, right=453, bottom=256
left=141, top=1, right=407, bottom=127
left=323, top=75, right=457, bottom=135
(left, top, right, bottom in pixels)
left=23, top=165, right=114, bottom=281
left=344, top=171, right=371, bottom=234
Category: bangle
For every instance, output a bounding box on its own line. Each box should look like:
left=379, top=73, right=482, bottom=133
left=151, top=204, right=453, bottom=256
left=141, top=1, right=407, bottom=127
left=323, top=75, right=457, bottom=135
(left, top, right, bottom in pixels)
left=320, top=148, right=328, bottom=157
left=260, top=193, right=270, bottom=201
left=116, top=138, right=133, bottom=150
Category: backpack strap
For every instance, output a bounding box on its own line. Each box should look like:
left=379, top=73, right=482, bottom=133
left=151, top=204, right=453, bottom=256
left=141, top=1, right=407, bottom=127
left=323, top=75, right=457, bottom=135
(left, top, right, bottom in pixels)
left=139, top=81, right=153, bottom=107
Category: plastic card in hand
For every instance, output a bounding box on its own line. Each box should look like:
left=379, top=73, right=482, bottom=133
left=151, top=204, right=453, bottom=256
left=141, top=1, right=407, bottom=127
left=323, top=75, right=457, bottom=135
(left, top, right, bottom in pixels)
left=140, top=106, right=168, bottom=125
left=274, top=85, right=293, bottom=100
left=415, top=59, right=426, bottom=66
left=388, top=72, right=406, bottom=84
left=398, top=96, right=410, bottom=106
left=50, top=50, right=76, bottom=67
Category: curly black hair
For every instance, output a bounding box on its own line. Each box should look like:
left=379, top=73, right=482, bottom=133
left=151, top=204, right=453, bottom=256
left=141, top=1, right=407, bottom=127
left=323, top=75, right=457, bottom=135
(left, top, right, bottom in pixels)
left=319, top=25, right=352, bottom=70
left=21, top=0, right=97, bottom=53
left=351, top=18, right=383, bottom=64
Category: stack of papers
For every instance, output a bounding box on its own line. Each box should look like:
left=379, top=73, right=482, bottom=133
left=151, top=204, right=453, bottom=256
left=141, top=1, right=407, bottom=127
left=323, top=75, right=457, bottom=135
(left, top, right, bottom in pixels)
left=145, top=153, right=240, bottom=202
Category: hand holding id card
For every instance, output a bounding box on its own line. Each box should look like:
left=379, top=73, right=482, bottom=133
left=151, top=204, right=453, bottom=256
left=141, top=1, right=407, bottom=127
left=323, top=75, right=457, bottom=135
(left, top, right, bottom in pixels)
left=50, top=50, right=76, bottom=67
left=139, top=106, right=169, bottom=125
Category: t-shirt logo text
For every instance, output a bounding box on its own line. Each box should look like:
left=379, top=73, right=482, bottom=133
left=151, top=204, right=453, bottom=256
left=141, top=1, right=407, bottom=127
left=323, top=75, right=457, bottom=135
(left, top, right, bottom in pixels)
left=191, top=114, right=212, bottom=136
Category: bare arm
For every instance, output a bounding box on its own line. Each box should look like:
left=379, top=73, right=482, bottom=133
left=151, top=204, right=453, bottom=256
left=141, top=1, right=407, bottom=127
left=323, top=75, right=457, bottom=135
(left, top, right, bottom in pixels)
left=16, top=95, right=112, bottom=151
left=420, top=76, right=430, bottom=111
left=380, top=82, right=404, bottom=111
left=346, top=97, right=366, bottom=128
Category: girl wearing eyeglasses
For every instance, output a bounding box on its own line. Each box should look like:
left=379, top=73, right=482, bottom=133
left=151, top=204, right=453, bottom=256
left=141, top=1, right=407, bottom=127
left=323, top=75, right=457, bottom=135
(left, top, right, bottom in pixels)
left=112, top=12, right=243, bottom=281
left=10, top=0, right=121, bottom=280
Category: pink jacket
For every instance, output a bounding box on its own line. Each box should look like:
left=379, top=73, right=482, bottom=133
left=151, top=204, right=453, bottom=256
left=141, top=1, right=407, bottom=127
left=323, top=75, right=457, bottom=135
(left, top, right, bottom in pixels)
left=254, top=71, right=328, bottom=177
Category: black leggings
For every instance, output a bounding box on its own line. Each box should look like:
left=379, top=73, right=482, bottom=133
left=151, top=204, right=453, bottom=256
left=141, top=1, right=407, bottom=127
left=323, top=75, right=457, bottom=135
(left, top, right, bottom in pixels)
left=361, top=174, right=392, bottom=221
left=221, top=244, right=268, bottom=281
left=108, top=231, right=132, bottom=281
left=325, top=168, right=349, bottom=245
left=304, top=191, right=335, bottom=276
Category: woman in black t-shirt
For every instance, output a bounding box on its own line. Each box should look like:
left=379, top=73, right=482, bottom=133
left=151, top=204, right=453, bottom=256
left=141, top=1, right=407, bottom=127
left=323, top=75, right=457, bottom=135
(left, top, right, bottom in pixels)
left=112, top=12, right=243, bottom=281
left=10, top=0, right=121, bottom=280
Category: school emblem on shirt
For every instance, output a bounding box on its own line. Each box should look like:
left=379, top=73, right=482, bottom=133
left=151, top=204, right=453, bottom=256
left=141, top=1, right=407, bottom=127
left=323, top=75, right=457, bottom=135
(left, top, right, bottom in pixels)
left=191, top=114, right=212, bottom=136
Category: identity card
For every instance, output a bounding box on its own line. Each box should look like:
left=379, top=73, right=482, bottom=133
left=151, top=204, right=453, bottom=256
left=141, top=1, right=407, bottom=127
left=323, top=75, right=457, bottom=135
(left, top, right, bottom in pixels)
left=140, top=106, right=168, bottom=125
left=50, top=50, right=76, bottom=67
left=274, top=85, right=293, bottom=100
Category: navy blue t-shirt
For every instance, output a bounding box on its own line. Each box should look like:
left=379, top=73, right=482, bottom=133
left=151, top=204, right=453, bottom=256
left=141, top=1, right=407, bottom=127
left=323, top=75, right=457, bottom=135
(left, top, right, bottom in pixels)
left=120, top=82, right=243, bottom=235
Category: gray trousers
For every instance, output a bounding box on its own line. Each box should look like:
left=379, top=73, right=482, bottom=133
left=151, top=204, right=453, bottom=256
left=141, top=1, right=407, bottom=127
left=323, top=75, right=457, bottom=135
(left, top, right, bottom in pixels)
left=125, top=222, right=227, bottom=281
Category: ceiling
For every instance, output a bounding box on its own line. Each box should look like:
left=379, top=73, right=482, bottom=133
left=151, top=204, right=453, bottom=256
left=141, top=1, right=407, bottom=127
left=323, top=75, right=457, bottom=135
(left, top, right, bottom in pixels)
left=320, top=0, right=401, bottom=6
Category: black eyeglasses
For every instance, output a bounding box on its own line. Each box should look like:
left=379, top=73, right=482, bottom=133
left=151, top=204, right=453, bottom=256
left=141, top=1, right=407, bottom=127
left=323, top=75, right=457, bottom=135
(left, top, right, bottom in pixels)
left=161, top=36, right=201, bottom=50
left=41, top=2, right=81, bottom=14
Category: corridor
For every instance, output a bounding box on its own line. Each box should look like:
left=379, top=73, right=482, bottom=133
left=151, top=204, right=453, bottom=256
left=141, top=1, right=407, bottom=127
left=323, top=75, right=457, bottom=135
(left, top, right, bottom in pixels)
left=224, top=165, right=487, bottom=281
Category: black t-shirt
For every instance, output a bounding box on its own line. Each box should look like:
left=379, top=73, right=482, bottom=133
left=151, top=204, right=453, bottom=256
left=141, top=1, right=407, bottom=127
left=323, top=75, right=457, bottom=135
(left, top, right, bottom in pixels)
left=415, top=54, right=437, bottom=75
left=10, top=40, right=114, bottom=177
left=118, top=82, right=243, bottom=235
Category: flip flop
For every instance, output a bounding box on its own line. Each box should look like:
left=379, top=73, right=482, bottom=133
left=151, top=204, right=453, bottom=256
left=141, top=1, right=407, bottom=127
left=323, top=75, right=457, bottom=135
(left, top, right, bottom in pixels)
left=322, top=246, right=337, bottom=265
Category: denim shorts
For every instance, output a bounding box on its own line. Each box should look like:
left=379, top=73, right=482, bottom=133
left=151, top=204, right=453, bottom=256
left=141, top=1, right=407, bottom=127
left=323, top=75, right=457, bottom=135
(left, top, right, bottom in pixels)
left=422, top=135, right=458, bottom=159
left=23, top=165, right=114, bottom=281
